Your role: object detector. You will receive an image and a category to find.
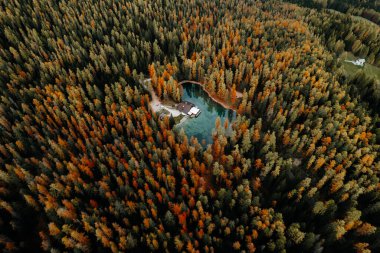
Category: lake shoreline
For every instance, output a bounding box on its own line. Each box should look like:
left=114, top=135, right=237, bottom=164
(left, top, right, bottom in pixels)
left=179, top=82, right=237, bottom=144
left=178, top=80, right=241, bottom=112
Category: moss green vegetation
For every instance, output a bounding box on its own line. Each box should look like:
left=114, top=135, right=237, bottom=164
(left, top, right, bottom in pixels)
left=340, top=52, right=380, bottom=81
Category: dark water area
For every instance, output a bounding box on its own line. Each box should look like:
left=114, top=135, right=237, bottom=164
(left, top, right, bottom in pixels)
left=176, top=83, right=236, bottom=145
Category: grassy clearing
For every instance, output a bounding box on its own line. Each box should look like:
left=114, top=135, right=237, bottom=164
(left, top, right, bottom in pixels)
left=161, top=99, right=177, bottom=107
left=174, top=114, right=185, bottom=124
left=339, top=52, right=380, bottom=81
left=157, top=108, right=185, bottom=124
left=157, top=108, right=170, bottom=115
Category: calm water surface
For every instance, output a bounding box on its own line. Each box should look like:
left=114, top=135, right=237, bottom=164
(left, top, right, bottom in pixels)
left=176, top=83, right=236, bottom=144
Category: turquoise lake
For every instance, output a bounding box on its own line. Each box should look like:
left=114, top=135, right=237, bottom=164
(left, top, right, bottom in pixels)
left=176, top=83, right=236, bottom=144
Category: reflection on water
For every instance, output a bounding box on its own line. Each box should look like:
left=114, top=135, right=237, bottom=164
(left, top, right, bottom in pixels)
left=176, top=83, right=236, bottom=144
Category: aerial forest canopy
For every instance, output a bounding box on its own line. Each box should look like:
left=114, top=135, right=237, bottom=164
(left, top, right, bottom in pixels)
left=285, top=0, right=380, bottom=25
left=0, top=0, right=379, bottom=252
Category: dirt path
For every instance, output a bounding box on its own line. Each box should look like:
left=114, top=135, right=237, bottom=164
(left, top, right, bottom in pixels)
left=149, top=87, right=161, bottom=111
left=143, top=79, right=183, bottom=117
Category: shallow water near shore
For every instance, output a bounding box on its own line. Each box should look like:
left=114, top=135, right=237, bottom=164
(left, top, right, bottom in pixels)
left=176, top=83, right=236, bottom=145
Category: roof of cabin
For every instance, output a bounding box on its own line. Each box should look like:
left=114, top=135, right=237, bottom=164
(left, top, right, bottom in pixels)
left=176, top=101, right=195, bottom=114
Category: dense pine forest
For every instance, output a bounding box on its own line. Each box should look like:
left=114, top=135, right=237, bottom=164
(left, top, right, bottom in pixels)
left=1, top=0, right=379, bottom=252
